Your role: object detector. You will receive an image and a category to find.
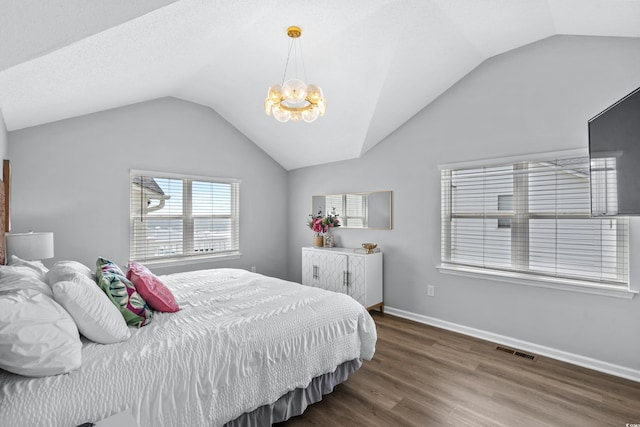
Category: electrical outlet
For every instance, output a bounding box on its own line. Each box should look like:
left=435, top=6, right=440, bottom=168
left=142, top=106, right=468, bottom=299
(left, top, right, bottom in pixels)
left=251, top=266, right=256, bottom=273
left=427, top=285, right=435, bottom=297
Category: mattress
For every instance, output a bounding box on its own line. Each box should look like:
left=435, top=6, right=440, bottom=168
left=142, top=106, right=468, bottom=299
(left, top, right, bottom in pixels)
left=0, top=268, right=377, bottom=427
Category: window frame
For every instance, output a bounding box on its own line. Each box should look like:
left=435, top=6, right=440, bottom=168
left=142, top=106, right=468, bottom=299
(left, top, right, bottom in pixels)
left=438, top=150, right=636, bottom=299
left=129, top=170, right=241, bottom=267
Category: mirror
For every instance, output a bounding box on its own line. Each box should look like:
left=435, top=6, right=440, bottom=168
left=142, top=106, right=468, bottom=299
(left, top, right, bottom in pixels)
left=311, top=191, right=392, bottom=229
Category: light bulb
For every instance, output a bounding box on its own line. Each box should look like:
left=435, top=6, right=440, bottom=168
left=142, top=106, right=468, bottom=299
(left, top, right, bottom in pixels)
left=282, top=79, right=307, bottom=105
left=272, top=106, right=290, bottom=123
left=290, top=111, right=302, bottom=122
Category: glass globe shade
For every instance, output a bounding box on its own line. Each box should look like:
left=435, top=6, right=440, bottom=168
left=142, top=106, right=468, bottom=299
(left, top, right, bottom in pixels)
left=264, top=99, right=273, bottom=115
left=272, top=106, right=290, bottom=123
left=317, top=99, right=326, bottom=116
left=282, top=79, right=307, bottom=105
left=290, top=111, right=302, bottom=122
left=268, top=85, right=284, bottom=103
left=306, top=84, right=323, bottom=104
left=302, top=106, right=319, bottom=123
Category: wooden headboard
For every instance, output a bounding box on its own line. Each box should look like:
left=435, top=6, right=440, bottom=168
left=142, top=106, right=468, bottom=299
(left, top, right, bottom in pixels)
left=0, top=176, right=5, bottom=265
left=0, top=159, right=9, bottom=265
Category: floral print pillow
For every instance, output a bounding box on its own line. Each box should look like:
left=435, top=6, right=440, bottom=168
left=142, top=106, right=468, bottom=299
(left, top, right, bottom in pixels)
left=96, top=257, right=152, bottom=327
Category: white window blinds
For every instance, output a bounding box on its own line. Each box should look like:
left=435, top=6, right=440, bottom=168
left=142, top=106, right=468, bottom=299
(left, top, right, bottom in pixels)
left=345, top=194, right=368, bottom=228
left=441, top=155, right=628, bottom=286
left=130, top=171, right=240, bottom=263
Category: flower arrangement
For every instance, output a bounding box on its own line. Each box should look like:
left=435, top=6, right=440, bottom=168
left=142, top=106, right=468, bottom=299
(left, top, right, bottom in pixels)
left=308, top=209, right=340, bottom=236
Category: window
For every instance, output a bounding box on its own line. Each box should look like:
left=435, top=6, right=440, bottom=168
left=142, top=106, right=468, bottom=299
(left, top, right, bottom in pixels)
left=440, top=153, right=628, bottom=288
left=323, top=193, right=369, bottom=228
left=130, top=170, right=240, bottom=264
left=497, top=194, right=513, bottom=229
left=344, top=194, right=368, bottom=228
left=590, top=156, right=619, bottom=216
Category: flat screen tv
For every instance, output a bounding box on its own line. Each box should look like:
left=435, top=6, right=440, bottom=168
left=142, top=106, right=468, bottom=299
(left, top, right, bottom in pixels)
left=588, top=86, right=640, bottom=216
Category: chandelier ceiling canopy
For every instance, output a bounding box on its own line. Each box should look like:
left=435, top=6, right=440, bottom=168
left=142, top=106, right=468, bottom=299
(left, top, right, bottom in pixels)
left=264, top=26, right=326, bottom=123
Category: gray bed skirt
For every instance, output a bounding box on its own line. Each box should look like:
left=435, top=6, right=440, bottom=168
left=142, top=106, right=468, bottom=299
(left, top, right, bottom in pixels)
left=225, top=358, right=362, bottom=427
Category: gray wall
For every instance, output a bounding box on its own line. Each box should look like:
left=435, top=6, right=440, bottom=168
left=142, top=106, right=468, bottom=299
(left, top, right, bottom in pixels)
left=287, top=35, right=640, bottom=372
left=8, top=97, right=289, bottom=278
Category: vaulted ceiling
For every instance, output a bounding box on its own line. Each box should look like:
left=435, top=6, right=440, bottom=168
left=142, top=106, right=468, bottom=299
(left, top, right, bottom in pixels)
left=1, top=0, right=640, bottom=170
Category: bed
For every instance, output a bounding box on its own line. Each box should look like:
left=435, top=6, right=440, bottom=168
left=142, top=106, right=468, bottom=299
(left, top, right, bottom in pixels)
left=0, top=266, right=377, bottom=426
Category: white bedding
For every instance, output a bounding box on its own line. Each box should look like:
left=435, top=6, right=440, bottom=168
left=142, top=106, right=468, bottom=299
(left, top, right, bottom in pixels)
left=0, top=268, right=377, bottom=427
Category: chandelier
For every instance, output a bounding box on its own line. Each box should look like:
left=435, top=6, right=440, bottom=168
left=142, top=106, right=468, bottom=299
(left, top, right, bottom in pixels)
left=264, top=26, right=326, bottom=123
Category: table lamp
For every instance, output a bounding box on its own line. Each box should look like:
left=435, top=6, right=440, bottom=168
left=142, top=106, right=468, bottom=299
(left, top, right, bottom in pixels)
left=5, top=231, right=54, bottom=261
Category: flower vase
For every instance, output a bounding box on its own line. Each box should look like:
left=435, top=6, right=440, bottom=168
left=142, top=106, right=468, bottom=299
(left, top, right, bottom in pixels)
left=324, top=233, right=334, bottom=248
left=313, top=235, right=324, bottom=247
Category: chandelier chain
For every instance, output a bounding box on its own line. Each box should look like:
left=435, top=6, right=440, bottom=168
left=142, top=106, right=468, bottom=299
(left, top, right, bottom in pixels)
left=281, top=37, right=308, bottom=84
left=299, top=38, right=308, bottom=84
left=281, top=38, right=295, bottom=85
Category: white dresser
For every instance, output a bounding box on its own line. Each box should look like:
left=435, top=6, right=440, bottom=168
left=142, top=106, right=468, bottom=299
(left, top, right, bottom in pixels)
left=301, top=247, right=383, bottom=313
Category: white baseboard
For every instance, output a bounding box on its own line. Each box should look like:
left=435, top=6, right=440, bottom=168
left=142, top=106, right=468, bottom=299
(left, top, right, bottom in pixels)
left=384, top=306, right=640, bottom=383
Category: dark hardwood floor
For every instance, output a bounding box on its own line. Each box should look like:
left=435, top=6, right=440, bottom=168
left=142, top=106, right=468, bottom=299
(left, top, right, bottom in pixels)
left=279, top=312, right=640, bottom=426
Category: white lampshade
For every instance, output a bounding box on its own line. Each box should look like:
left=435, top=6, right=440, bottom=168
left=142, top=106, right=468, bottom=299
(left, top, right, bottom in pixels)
left=5, top=232, right=54, bottom=261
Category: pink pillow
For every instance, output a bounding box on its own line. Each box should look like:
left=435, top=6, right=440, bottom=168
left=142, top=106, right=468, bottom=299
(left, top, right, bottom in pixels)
left=126, top=262, right=179, bottom=313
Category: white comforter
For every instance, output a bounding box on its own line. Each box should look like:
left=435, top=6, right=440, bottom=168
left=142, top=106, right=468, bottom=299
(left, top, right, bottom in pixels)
left=0, top=269, right=377, bottom=427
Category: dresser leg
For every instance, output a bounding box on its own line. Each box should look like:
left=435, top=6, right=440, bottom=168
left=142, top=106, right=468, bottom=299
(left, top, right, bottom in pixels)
left=367, top=302, right=384, bottom=315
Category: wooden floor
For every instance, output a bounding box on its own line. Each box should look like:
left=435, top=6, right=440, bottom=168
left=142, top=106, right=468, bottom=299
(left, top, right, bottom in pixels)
left=279, top=312, right=640, bottom=426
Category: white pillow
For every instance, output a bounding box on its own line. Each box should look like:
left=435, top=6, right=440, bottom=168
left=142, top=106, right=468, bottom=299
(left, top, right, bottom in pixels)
left=52, top=274, right=130, bottom=344
left=0, top=289, right=82, bottom=377
left=0, top=264, right=43, bottom=282
left=46, top=260, right=94, bottom=285
left=0, top=275, right=53, bottom=298
left=9, top=254, right=49, bottom=280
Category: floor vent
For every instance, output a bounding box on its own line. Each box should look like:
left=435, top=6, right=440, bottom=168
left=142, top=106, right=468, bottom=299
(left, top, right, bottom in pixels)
left=496, top=346, right=515, bottom=354
left=496, top=346, right=537, bottom=361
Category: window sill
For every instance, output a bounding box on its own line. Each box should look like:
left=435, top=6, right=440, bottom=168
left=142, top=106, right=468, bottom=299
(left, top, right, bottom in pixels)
left=437, top=263, right=637, bottom=299
left=137, top=252, right=242, bottom=269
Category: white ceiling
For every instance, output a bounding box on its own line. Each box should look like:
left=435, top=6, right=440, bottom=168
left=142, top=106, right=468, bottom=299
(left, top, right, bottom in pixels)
left=1, top=0, right=640, bottom=170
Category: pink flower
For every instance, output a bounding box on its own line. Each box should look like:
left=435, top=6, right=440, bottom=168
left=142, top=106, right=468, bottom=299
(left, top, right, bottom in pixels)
left=308, top=210, right=340, bottom=235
